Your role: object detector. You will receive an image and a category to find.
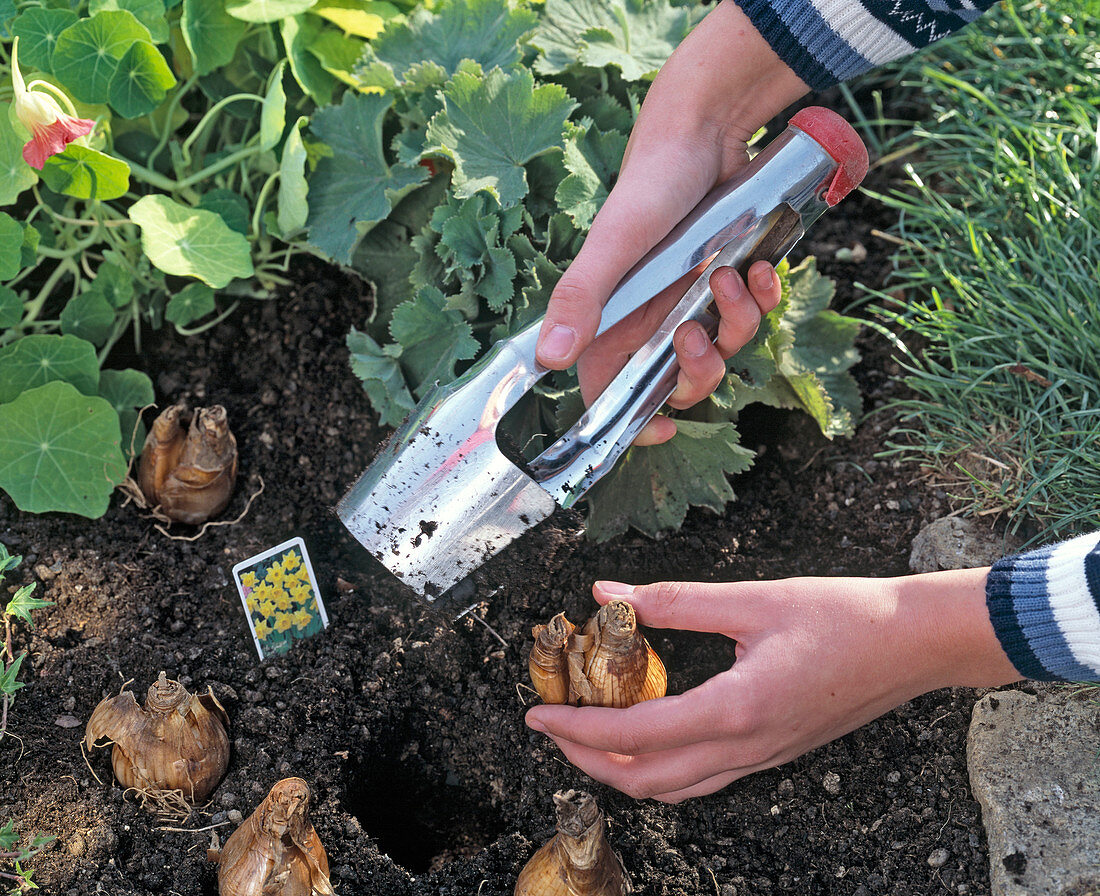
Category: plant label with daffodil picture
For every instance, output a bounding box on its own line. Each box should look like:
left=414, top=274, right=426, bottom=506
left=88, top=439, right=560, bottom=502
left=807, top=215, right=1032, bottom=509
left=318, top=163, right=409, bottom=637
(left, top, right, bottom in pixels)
left=232, top=538, right=328, bottom=660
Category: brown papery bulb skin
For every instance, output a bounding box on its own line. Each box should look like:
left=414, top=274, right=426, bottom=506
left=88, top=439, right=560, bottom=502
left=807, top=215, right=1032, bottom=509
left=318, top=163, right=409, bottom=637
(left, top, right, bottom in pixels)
left=84, top=672, right=230, bottom=803
left=218, top=777, right=335, bottom=896
left=528, top=613, right=575, bottom=705
left=514, top=790, right=631, bottom=896
left=138, top=404, right=238, bottom=524
left=580, top=600, right=666, bottom=709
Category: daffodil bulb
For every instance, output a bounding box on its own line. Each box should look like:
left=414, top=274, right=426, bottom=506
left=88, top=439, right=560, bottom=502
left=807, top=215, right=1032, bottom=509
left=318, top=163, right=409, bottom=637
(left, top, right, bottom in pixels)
left=10, top=38, right=94, bottom=170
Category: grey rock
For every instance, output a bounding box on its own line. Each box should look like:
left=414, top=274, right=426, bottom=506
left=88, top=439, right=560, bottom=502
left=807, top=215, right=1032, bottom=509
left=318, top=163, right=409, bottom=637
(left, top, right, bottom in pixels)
left=927, top=847, right=950, bottom=868
left=822, top=771, right=841, bottom=796
left=968, top=687, right=1100, bottom=895
left=909, top=516, right=1023, bottom=572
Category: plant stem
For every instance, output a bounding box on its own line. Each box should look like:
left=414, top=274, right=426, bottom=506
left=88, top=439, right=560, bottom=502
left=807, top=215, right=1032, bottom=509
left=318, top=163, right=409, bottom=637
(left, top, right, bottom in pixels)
left=181, top=93, right=264, bottom=164
left=125, top=145, right=268, bottom=193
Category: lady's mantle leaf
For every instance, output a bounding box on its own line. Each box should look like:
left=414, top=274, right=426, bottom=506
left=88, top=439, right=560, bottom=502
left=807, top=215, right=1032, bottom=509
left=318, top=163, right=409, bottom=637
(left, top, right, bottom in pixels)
left=41, top=145, right=131, bottom=201
left=0, top=380, right=125, bottom=518
left=346, top=327, right=415, bottom=428
left=584, top=420, right=755, bottom=541
left=555, top=123, right=627, bottom=229
left=389, top=286, right=479, bottom=397
left=306, top=92, right=427, bottom=263
left=531, top=0, right=697, bottom=81
left=130, top=195, right=254, bottom=288
left=0, top=334, right=99, bottom=403
left=425, top=67, right=577, bottom=208
left=365, top=0, right=537, bottom=82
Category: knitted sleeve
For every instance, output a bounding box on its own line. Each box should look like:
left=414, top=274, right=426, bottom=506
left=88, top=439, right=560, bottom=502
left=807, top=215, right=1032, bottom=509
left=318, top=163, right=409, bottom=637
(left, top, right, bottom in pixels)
left=985, top=532, right=1100, bottom=682
left=733, top=0, right=1000, bottom=92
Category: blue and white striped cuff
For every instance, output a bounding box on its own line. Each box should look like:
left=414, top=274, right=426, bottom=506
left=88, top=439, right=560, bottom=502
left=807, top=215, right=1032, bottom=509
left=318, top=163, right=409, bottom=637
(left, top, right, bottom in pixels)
left=987, top=532, right=1100, bottom=683
left=733, top=0, right=998, bottom=91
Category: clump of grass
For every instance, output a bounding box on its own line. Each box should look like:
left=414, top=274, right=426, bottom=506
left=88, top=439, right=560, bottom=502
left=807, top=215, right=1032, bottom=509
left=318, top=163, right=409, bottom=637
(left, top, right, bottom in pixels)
left=864, top=0, right=1100, bottom=539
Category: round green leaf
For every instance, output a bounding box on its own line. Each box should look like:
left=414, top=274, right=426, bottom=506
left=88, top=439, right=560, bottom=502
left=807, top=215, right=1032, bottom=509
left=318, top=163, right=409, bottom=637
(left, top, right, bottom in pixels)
left=93, top=260, right=135, bottom=309
left=11, top=8, right=80, bottom=74
left=40, top=145, right=131, bottom=200
left=129, top=195, right=254, bottom=288
left=60, top=288, right=116, bottom=346
left=0, top=333, right=100, bottom=403
left=98, top=367, right=154, bottom=457
left=52, top=10, right=153, bottom=104
left=227, top=0, right=316, bottom=23
left=165, top=281, right=215, bottom=326
left=0, top=103, right=39, bottom=206
left=197, top=188, right=249, bottom=234
left=0, top=380, right=126, bottom=517
left=180, top=0, right=249, bottom=76
left=0, top=285, right=22, bottom=328
left=108, top=40, right=177, bottom=118
left=260, top=61, right=287, bottom=152
left=0, top=213, right=23, bottom=280
left=89, top=0, right=168, bottom=44
left=277, top=116, right=309, bottom=235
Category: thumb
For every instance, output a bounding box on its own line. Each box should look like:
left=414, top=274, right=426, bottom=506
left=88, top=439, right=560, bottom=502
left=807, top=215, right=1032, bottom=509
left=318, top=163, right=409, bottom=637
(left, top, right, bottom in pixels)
left=593, top=580, right=748, bottom=635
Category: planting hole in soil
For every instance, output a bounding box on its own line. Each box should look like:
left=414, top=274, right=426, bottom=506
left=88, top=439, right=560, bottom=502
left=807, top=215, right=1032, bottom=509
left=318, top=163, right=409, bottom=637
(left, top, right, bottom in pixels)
left=345, top=751, right=506, bottom=874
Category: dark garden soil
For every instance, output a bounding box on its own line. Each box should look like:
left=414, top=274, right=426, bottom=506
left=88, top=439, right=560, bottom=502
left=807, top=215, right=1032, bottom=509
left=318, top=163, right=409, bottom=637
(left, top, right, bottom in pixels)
left=0, top=146, right=1007, bottom=896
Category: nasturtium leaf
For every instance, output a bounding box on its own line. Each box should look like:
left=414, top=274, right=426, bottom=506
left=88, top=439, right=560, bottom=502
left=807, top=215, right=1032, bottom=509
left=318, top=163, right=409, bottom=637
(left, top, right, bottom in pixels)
left=20, top=223, right=39, bottom=268
left=280, top=14, right=337, bottom=105
left=0, top=380, right=126, bottom=518
left=277, top=117, right=309, bottom=236
left=0, top=286, right=21, bottom=328
left=0, top=334, right=100, bottom=403
left=227, top=0, right=316, bottom=23
left=180, top=0, right=249, bottom=75
left=426, top=67, right=577, bottom=208
left=98, top=367, right=154, bottom=455
left=0, top=104, right=38, bottom=206
left=60, top=288, right=116, bottom=346
left=366, top=0, right=537, bottom=82
left=307, top=27, right=366, bottom=87
left=0, top=0, right=15, bottom=38
left=532, top=0, right=697, bottom=81
left=555, top=124, right=627, bottom=229
left=585, top=420, right=755, bottom=541
left=306, top=92, right=427, bottom=263
left=310, top=0, right=398, bottom=39
left=11, top=8, right=80, bottom=73
left=108, top=40, right=176, bottom=118
left=260, top=61, right=287, bottom=152
left=89, top=0, right=168, bottom=44
left=130, top=195, right=254, bottom=288
left=93, top=260, right=135, bottom=309
left=165, top=281, right=215, bottom=326
left=52, top=11, right=153, bottom=104
left=40, top=145, right=131, bottom=200
left=346, top=327, right=415, bottom=427
left=198, top=189, right=250, bottom=235
left=389, top=286, right=479, bottom=396
left=0, top=213, right=22, bottom=280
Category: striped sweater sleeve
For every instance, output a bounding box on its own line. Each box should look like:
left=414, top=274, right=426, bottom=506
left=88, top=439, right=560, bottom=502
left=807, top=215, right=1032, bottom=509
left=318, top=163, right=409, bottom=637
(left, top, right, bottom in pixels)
left=733, top=0, right=1000, bottom=91
left=985, top=532, right=1100, bottom=682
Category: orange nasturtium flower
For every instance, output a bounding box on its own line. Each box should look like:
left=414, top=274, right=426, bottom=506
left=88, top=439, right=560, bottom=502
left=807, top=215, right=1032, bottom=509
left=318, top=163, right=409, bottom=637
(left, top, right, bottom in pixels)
left=10, top=38, right=95, bottom=170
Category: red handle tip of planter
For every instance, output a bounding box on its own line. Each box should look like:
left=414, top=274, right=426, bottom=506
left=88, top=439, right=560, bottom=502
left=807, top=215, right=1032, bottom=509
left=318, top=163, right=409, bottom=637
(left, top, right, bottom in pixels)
left=789, top=106, right=869, bottom=206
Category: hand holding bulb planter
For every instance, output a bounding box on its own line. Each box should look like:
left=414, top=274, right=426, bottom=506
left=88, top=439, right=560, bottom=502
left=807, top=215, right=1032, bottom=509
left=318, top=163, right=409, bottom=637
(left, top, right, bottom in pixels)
left=10, top=38, right=95, bottom=170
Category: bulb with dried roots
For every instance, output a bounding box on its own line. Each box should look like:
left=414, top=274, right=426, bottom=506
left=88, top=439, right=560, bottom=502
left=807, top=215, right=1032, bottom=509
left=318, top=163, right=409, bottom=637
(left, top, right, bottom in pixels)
left=217, top=777, right=336, bottom=896
left=527, top=600, right=666, bottom=708
left=84, top=672, right=230, bottom=805
left=138, top=403, right=238, bottom=524
left=515, top=789, right=632, bottom=896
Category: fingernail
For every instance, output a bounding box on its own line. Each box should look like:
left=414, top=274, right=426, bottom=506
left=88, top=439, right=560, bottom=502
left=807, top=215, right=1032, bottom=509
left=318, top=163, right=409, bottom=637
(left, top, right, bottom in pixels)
left=720, top=268, right=744, bottom=301
left=753, top=266, right=774, bottom=292
left=526, top=716, right=548, bottom=734
left=596, top=580, right=634, bottom=596
left=682, top=327, right=708, bottom=358
left=539, top=324, right=576, bottom=363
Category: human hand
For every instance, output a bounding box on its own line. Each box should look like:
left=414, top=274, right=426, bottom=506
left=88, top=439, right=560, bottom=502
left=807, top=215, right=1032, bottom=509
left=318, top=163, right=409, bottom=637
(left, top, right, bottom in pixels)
left=524, top=573, right=1022, bottom=802
left=535, top=1, right=810, bottom=445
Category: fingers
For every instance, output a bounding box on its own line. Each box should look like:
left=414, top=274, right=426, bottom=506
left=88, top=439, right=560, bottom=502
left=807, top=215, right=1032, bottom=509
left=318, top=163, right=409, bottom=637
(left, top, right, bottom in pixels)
left=592, top=580, right=749, bottom=634
left=525, top=682, right=729, bottom=757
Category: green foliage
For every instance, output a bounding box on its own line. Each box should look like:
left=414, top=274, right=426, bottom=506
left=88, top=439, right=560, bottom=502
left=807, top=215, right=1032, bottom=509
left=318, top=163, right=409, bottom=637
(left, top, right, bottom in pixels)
left=319, top=0, right=862, bottom=538
left=863, top=0, right=1100, bottom=538
left=1, top=0, right=407, bottom=518
left=0, top=818, right=53, bottom=894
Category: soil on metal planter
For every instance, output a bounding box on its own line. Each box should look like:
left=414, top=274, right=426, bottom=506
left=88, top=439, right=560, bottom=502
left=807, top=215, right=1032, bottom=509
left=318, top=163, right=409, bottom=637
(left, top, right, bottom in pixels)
left=1, top=164, right=1002, bottom=896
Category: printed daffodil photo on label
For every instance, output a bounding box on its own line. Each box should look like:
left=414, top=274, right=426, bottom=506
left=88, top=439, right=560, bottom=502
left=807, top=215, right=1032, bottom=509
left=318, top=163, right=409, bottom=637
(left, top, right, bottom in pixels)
left=232, top=537, right=328, bottom=660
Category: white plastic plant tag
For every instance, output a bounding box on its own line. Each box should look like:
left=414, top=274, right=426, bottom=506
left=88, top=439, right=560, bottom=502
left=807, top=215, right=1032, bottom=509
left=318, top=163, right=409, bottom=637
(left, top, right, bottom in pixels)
left=232, top=536, right=329, bottom=660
